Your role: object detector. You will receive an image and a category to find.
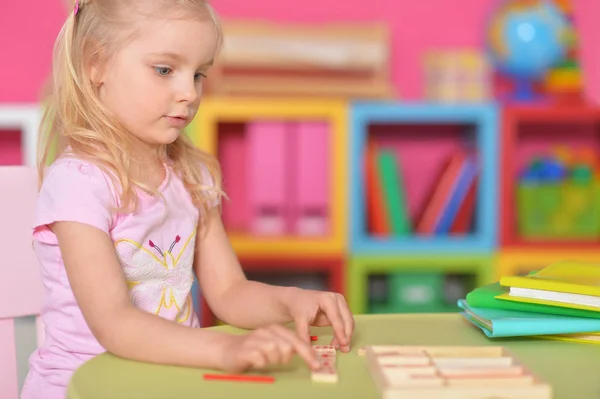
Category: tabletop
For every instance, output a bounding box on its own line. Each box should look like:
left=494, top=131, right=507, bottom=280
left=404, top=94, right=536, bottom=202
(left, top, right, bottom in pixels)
left=66, top=313, right=600, bottom=399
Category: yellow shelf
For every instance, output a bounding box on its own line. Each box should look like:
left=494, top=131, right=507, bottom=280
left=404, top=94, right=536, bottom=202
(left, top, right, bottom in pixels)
left=229, top=234, right=344, bottom=257
left=496, top=248, right=600, bottom=279
left=188, top=97, right=349, bottom=257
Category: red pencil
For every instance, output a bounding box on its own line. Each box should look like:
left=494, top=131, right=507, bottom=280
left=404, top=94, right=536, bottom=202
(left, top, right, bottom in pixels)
left=203, top=373, right=275, bottom=383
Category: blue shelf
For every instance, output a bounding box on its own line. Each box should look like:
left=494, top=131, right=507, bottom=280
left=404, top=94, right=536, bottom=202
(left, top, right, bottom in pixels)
left=349, top=102, right=499, bottom=255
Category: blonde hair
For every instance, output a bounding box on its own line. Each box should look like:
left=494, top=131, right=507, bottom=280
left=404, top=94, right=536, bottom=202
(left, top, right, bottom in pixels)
left=38, top=0, right=224, bottom=222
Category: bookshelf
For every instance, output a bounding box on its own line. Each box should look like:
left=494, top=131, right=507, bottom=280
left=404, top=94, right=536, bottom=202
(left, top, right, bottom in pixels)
left=349, top=102, right=499, bottom=254
left=187, top=97, right=348, bottom=257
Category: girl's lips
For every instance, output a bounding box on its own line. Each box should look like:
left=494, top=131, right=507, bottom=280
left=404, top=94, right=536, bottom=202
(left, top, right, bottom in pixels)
left=165, top=116, right=188, bottom=127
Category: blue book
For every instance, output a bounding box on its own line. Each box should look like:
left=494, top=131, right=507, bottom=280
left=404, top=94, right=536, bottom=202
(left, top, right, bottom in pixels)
left=458, top=299, right=600, bottom=338
left=435, top=157, right=477, bottom=234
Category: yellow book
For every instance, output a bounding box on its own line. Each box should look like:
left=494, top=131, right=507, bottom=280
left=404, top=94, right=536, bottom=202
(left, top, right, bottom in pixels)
left=536, top=332, right=600, bottom=345
left=498, top=261, right=600, bottom=311
left=500, top=260, right=600, bottom=296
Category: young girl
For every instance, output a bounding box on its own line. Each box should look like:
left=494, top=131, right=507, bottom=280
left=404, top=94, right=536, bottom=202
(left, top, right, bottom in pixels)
left=22, top=1, right=355, bottom=397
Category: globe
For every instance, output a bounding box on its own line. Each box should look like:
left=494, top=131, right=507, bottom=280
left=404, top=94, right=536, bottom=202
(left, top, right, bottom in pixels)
left=487, top=0, right=570, bottom=101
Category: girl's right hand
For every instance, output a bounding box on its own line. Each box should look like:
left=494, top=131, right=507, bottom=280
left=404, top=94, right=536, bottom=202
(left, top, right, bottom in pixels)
left=220, top=324, right=321, bottom=373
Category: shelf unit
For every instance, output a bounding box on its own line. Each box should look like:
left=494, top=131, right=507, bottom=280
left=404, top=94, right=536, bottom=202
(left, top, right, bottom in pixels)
left=187, top=97, right=348, bottom=257
left=345, top=102, right=498, bottom=315
left=348, top=254, right=494, bottom=314
left=8, top=99, right=600, bottom=323
left=500, top=105, right=600, bottom=250
left=349, top=102, right=499, bottom=254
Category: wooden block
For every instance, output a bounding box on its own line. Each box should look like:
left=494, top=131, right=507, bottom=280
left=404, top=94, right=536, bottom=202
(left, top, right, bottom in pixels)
left=313, top=345, right=336, bottom=354
left=432, top=357, right=513, bottom=367
left=364, top=345, right=552, bottom=399
left=312, top=345, right=338, bottom=383
left=377, top=355, right=430, bottom=366
left=438, top=365, right=524, bottom=378
left=445, top=375, right=534, bottom=387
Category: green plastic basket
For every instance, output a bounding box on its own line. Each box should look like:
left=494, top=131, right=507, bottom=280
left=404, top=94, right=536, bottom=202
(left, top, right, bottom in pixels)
left=368, top=272, right=458, bottom=314
left=517, top=182, right=600, bottom=239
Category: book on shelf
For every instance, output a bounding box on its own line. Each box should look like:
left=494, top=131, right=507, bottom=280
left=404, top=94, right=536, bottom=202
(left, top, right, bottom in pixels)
left=364, top=144, right=477, bottom=237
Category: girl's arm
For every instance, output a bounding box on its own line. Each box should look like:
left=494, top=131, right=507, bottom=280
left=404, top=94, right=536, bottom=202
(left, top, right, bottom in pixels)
left=195, top=208, right=355, bottom=350
left=54, top=220, right=318, bottom=371
left=194, top=208, right=297, bottom=328
left=53, top=221, right=232, bottom=368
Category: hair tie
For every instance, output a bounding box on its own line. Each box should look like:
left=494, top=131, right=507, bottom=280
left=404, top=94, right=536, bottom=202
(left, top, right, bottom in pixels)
left=74, top=0, right=80, bottom=16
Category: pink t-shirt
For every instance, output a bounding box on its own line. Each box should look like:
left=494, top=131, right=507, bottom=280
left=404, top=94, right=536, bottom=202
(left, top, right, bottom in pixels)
left=21, top=156, right=217, bottom=399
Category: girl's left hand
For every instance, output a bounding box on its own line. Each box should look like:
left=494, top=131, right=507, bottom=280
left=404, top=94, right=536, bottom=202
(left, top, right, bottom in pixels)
left=284, top=288, right=355, bottom=353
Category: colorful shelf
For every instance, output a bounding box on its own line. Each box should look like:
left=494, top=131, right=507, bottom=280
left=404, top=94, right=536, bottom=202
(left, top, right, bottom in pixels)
left=347, top=254, right=494, bottom=314
left=500, top=104, right=600, bottom=249
left=187, top=97, right=348, bottom=258
left=349, top=102, right=499, bottom=254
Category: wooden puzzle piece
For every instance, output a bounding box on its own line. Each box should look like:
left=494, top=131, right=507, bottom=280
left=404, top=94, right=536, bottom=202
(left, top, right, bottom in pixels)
left=364, top=345, right=552, bottom=398
left=311, top=345, right=338, bottom=383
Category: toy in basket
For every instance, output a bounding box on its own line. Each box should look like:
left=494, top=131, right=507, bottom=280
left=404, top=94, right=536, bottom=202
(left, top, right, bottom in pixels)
left=517, top=147, right=600, bottom=240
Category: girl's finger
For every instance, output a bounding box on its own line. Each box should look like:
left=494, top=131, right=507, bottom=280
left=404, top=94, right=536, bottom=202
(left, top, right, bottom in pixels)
left=319, top=293, right=348, bottom=347
left=270, top=324, right=319, bottom=370
left=336, top=295, right=355, bottom=352
left=248, top=350, right=268, bottom=370
left=294, top=316, right=311, bottom=345
left=277, top=340, right=295, bottom=364
left=330, top=336, right=340, bottom=350
left=258, top=337, right=282, bottom=365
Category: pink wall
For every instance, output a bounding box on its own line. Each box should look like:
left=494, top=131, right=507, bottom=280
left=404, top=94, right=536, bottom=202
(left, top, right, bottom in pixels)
left=0, top=2, right=66, bottom=103
left=0, top=0, right=598, bottom=103
left=572, top=0, right=600, bottom=106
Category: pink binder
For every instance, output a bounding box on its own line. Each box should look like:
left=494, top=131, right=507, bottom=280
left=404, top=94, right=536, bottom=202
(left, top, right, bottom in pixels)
left=290, top=121, right=329, bottom=236
left=218, top=123, right=247, bottom=232
left=246, top=121, right=288, bottom=235
left=0, top=129, right=23, bottom=165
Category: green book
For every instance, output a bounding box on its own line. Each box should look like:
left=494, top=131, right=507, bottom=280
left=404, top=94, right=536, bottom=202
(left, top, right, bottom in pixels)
left=466, top=282, right=600, bottom=319
left=377, top=150, right=410, bottom=235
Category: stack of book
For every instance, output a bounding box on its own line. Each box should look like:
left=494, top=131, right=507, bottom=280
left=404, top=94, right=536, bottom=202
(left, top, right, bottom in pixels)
left=459, top=260, right=600, bottom=343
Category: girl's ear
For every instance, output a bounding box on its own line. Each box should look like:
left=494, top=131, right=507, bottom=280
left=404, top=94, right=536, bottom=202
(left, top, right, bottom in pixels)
left=89, top=62, right=103, bottom=86
left=87, top=50, right=105, bottom=87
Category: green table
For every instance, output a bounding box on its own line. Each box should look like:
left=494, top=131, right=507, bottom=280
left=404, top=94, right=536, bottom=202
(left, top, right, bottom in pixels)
left=66, top=314, right=600, bottom=399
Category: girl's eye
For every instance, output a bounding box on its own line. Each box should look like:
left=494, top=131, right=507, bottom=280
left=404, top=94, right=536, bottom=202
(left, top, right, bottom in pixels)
left=155, top=66, right=172, bottom=76
left=194, top=72, right=207, bottom=81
